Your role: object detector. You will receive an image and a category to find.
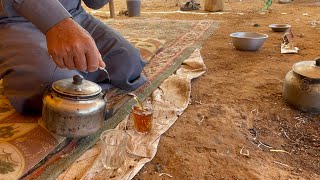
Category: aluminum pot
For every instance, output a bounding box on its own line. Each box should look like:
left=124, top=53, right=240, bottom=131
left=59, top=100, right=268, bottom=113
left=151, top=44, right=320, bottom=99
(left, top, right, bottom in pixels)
left=269, top=24, right=291, bottom=32
left=42, top=75, right=106, bottom=137
left=283, top=58, right=320, bottom=113
left=230, top=32, right=268, bottom=51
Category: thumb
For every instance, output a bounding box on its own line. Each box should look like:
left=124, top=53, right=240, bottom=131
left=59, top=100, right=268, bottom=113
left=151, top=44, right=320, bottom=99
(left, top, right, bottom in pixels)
left=98, top=58, right=106, bottom=69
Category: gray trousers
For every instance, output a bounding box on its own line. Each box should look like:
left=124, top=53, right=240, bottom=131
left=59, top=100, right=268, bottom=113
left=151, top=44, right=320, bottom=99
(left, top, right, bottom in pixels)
left=0, top=10, right=147, bottom=114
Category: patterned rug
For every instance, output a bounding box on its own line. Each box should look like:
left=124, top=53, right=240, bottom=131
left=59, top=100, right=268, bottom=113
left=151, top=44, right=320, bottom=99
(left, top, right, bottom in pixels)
left=0, top=35, right=164, bottom=180
left=0, top=18, right=218, bottom=179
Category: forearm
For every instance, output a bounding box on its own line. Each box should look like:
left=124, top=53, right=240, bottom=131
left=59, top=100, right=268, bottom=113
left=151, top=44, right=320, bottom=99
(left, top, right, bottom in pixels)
left=82, top=0, right=109, bottom=10
left=12, top=0, right=72, bottom=34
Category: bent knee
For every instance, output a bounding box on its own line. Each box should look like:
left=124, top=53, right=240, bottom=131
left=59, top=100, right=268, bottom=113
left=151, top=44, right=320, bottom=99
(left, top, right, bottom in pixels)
left=7, top=94, right=43, bottom=115
left=3, top=68, right=79, bottom=115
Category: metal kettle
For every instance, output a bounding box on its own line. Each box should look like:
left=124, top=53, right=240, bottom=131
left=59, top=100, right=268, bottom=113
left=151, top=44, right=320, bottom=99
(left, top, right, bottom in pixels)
left=42, top=75, right=106, bottom=137
left=283, top=58, right=320, bottom=113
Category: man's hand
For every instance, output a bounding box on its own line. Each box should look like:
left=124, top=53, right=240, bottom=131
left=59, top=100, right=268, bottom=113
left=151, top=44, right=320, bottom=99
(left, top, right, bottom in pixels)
left=46, top=18, right=105, bottom=72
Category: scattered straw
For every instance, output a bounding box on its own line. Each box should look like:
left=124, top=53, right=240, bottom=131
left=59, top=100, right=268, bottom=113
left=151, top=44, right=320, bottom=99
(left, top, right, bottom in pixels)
left=194, top=100, right=203, bottom=105
left=159, top=173, right=173, bottom=178
left=198, top=116, right=205, bottom=125
left=273, top=161, right=290, bottom=168
left=270, top=149, right=291, bottom=154
left=257, top=141, right=273, bottom=150
left=240, top=146, right=250, bottom=157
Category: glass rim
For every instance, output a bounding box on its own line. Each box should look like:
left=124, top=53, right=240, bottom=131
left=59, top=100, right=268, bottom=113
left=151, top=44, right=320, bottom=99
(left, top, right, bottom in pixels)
left=131, top=104, right=153, bottom=111
left=100, top=129, right=129, bottom=146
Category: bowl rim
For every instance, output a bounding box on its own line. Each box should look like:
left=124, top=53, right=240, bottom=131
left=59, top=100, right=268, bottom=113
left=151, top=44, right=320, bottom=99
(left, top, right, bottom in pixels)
left=268, top=24, right=291, bottom=28
left=229, top=32, right=268, bottom=39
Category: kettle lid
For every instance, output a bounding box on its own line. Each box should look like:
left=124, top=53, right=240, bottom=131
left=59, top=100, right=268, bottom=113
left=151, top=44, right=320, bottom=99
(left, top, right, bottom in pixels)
left=292, top=58, right=320, bottom=79
left=52, top=75, right=101, bottom=98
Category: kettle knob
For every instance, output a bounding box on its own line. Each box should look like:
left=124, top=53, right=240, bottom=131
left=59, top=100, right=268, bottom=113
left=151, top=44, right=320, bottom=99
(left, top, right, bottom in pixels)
left=316, top=57, right=320, bottom=67
left=73, top=75, right=83, bottom=85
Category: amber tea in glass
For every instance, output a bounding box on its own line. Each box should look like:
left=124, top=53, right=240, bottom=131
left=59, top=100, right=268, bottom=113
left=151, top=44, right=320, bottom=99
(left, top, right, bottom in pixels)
left=131, top=105, right=153, bottom=134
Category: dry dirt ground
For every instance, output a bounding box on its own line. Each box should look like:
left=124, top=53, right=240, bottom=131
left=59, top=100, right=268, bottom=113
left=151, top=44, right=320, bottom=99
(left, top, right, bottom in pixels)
left=90, top=0, right=320, bottom=179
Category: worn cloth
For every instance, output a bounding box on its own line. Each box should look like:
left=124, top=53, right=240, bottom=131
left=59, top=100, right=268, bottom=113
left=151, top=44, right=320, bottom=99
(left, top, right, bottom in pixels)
left=0, top=5, right=147, bottom=114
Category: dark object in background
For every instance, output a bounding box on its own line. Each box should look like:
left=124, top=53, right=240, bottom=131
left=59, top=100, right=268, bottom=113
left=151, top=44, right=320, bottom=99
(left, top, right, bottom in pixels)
left=180, top=0, right=201, bottom=11
left=119, top=9, right=129, bottom=16
left=283, top=58, right=320, bottom=113
left=269, top=24, right=291, bottom=32
left=126, top=0, right=141, bottom=17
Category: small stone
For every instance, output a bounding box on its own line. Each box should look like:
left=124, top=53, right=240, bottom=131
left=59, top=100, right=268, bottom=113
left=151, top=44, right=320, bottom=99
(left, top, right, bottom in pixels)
left=155, top=163, right=163, bottom=172
left=253, top=24, right=260, bottom=27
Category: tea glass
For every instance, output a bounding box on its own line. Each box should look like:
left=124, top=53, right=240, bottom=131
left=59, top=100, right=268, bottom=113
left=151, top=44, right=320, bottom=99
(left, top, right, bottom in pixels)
left=130, top=105, right=153, bottom=134
left=100, top=129, right=129, bottom=170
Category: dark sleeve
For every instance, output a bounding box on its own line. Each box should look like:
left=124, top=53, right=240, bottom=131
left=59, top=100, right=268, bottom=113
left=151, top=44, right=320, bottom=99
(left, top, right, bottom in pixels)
left=82, top=0, right=109, bottom=10
left=12, top=0, right=72, bottom=34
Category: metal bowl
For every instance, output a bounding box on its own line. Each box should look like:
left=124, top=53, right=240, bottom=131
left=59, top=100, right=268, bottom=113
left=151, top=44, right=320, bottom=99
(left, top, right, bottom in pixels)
left=230, top=32, right=268, bottom=51
left=269, top=24, right=291, bottom=32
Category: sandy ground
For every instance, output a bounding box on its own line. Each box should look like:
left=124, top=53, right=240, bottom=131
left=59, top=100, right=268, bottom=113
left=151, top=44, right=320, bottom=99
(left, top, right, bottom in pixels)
left=87, top=0, right=319, bottom=179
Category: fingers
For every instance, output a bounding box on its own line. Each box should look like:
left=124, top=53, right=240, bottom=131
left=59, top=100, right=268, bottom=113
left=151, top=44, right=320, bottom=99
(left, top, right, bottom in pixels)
left=51, top=52, right=77, bottom=71
left=46, top=20, right=102, bottom=72
left=51, top=49, right=101, bottom=72
left=86, top=44, right=105, bottom=72
left=63, top=52, right=76, bottom=70
left=48, top=50, right=66, bottom=69
left=98, top=57, right=106, bottom=69
left=74, top=53, right=87, bottom=72
left=58, top=45, right=101, bottom=72
left=85, top=53, right=98, bottom=72
left=52, top=56, right=66, bottom=69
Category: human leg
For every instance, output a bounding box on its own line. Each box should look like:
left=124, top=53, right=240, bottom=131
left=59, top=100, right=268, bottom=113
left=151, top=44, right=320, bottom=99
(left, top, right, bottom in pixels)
left=0, top=9, right=147, bottom=114
left=0, top=23, right=79, bottom=114
left=74, top=11, right=147, bottom=91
